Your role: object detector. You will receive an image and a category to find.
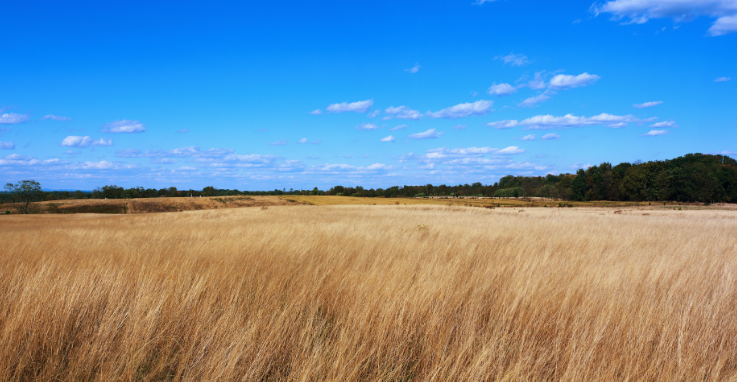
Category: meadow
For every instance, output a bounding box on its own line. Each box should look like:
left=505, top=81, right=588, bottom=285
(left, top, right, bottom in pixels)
left=1, top=205, right=736, bottom=380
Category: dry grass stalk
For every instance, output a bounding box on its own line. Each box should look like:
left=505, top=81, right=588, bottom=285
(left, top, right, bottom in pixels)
left=1, top=206, right=736, bottom=380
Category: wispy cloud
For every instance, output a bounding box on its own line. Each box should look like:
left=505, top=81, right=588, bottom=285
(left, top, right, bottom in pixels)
left=0, top=113, right=30, bottom=124
left=367, top=110, right=381, bottom=118
left=488, top=113, right=651, bottom=130
left=548, top=73, right=600, bottom=90
left=452, top=125, right=467, bottom=130
left=61, top=136, right=112, bottom=148
left=384, top=106, right=422, bottom=120
left=642, top=129, right=669, bottom=136
left=542, top=133, right=560, bottom=140
left=650, top=120, right=677, bottom=127
left=633, top=101, right=663, bottom=108
left=405, top=63, right=421, bottom=73
left=519, top=134, right=536, bottom=141
left=115, top=149, right=143, bottom=158
left=0, top=141, right=14, bottom=150
left=389, top=124, right=407, bottom=131
left=408, top=129, right=443, bottom=139
left=427, top=100, right=493, bottom=119
left=487, top=83, right=517, bottom=96
left=496, top=53, right=529, bottom=66
left=326, top=99, right=373, bottom=113
left=269, top=140, right=287, bottom=146
left=355, top=123, right=379, bottom=131
left=297, top=138, right=322, bottom=144
left=593, top=0, right=737, bottom=36
left=380, top=135, right=395, bottom=142
left=41, top=114, right=71, bottom=121
left=715, top=76, right=731, bottom=82
left=101, top=119, right=146, bottom=133
left=519, top=91, right=554, bottom=107
left=309, top=109, right=323, bottom=115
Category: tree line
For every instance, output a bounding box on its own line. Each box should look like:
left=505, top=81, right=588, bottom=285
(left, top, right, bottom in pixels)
left=3, top=154, right=736, bottom=213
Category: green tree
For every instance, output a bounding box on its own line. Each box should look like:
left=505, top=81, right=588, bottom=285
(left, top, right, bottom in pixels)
left=202, top=186, right=216, bottom=196
left=571, top=169, right=588, bottom=201
left=4, top=180, right=43, bottom=214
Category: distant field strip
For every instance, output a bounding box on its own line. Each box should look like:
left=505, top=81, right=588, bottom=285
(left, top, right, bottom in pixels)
left=1, top=206, right=736, bottom=380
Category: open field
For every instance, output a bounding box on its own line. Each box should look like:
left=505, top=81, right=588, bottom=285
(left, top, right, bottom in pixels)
left=2, top=206, right=737, bottom=380
left=0, top=195, right=295, bottom=214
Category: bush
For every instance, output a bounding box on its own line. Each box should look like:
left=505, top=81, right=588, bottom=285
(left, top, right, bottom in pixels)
left=3, top=210, right=9, bottom=215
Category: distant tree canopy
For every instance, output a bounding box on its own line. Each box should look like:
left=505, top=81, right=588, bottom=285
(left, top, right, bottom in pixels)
left=11, top=153, right=731, bottom=204
left=4, top=180, right=43, bottom=214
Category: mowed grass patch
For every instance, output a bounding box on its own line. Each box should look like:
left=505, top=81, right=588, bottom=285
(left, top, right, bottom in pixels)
left=1, top=206, right=736, bottom=380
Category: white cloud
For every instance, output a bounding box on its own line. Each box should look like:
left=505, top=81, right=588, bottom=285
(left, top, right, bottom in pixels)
left=487, top=83, right=517, bottom=96
left=355, top=123, right=379, bottom=131
left=385, top=106, right=422, bottom=120
left=488, top=113, right=648, bottom=130
left=405, top=63, right=421, bottom=73
left=101, top=119, right=146, bottom=133
left=151, top=158, right=178, bottom=164
left=0, top=141, right=14, bottom=149
left=297, top=138, right=322, bottom=144
left=326, top=99, right=373, bottom=113
left=380, top=135, right=395, bottom=142
left=608, top=122, right=628, bottom=128
left=61, top=136, right=112, bottom=148
left=41, top=114, right=71, bottom=121
left=452, top=125, right=467, bottom=130
left=367, top=110, right=381, bottom=118
left=519, top=92, right=553, bottom=107
left=642, top=129, right=669, bottom=136
left=633, top=101, right=663, bottom=108
left=571, top=163, right=592, bottom=170
left=0, top=154, right=63, bottom=166
left=474, top=0, right=497, bottom=4
left=594, top=0, right=737, bottom=36
left=487, top=120, right=519, bottom=129
left=389, top=124, right=407, bottom=131
left=497, top=146, right=526, bottom=154
left=0, top=113, right=30, bottom=124
left=548, top=73, right=600, bottom=90
left=715, top=76, right=732, bottom=82
left=427, top=100, right=493, bottom=119
left=408, top=128, right=443, bottom=139
left=269, top=140, right=287, bottom=146
left=496, top=53, right=529, bottom=66
left=520, top=134, right=536, bottom=141
left=651, top=120, right=677, bottom=127
left=309, top=109, right=323, bottom=115
left=542, top=133, right=560, bottom=140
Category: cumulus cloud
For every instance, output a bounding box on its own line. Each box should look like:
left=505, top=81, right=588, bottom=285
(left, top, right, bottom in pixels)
left=520, top=134, right=536, bottom=141
left=408, top=129, right=443, bottom=139
left=61, top=136, right=112, bottom=148
left=542, top=133, right=560, bottom=140
left=650, top=120, right=677, bottom=127
left=405, top=63, right=421, bottom=73
left=715, top=76, right=732, bottom=82
left=0, top=141, right=14, bottom=149
left=385, top=106, right=422, bottom=120
left=101, top=119, right=146, bottom=133
left=548, top=73, right=600, bottom=90
left=269, top=140, right=287, bottom=146
left=427, top=100, right=493, bottom=119
left=634, top=101, right=663, bottom=108
left=496, top=53, right=529, bottom=66
left=642, top=129, right=669, bottom=136
left=593, top=0, right=737, bottom=36
left=389, top=124, right=407, bottom=131
left=488, top=113, right=649, bottom=130
left=0, top=113, right=30, bottom=124
left=41, top=114, right=71, bottom=121
left=355, top=123, right=379, bottom=131
left=487, top=83, right=517, bottom=96
left=115, top=149, right=143, bottom=158
left=326, top=99, right=373, bottom=113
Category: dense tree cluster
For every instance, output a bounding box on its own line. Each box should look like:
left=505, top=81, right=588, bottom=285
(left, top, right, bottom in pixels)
left=2, top=153, right=735, bottom=204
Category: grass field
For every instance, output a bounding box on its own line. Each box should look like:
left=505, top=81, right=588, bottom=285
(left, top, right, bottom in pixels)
left=1, top=205, right=736, bottom=380
left=280, top=195, right=660, bottom=208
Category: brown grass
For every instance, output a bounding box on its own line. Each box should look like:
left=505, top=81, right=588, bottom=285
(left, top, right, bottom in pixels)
left=1, top=206, right=736, bottom=380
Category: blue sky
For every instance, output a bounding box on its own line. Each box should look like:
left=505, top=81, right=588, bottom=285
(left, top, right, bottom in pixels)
left=1, top=0, right=735, bottom=190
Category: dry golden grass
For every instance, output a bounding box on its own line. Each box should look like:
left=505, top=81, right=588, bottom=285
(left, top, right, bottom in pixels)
left=1, top=206, right=737, bottom=380
left=0, top=195, right=294, bottom=214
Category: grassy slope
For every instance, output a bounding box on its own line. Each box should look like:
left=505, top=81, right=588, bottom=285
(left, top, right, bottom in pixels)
left=1, top=206, right=736, bottom=380
left=282, top=195, right=661, bottom=208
